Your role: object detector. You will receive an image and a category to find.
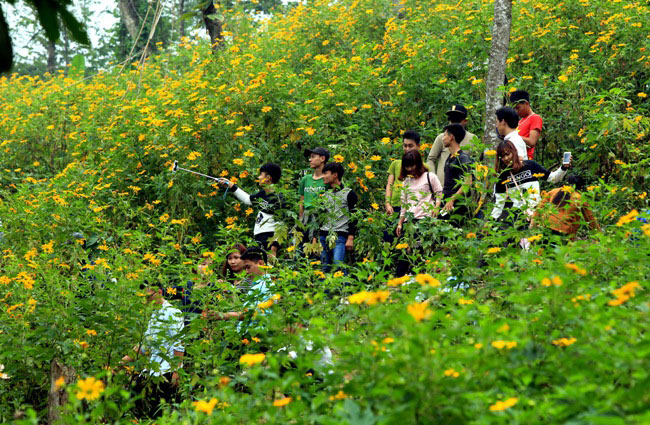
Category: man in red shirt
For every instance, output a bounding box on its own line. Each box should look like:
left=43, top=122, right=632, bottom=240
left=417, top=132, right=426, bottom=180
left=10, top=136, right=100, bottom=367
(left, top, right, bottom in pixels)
left=510, top=90, right=543, bottom=160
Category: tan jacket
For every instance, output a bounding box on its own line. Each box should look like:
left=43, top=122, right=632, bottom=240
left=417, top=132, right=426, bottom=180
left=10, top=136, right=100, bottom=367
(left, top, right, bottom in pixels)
left=534, top=189, right=600, bottom=236
left=426, top=130, right=477, bottom=184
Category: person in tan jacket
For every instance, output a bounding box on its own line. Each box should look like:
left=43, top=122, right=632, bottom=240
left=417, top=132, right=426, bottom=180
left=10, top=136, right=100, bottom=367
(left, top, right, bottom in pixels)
left=533, top=175, right=600, bottom=237
left=426, top=104, right=478, bottom=184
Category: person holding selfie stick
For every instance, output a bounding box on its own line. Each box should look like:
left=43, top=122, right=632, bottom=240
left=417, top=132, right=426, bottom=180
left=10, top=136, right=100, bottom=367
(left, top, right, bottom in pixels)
left=490, top=141, right=571, bottom=229
left=218, top=163, right=285, bottom=257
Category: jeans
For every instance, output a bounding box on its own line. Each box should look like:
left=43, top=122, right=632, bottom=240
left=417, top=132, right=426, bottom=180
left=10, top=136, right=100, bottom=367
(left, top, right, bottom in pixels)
left=320, top=234, right=347, bottom=274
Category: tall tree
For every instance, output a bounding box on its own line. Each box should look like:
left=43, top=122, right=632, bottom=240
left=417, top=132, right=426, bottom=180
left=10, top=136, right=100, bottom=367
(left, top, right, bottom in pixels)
left=483, top=0, right=512, bottom=148
left=202, top=0, right=223, bottom=52
left=0, top=0, right=89, bottom=73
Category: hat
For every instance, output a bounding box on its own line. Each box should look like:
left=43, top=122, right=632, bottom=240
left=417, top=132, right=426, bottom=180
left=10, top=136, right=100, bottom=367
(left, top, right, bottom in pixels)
left=509, top=90, right=530, bottom=105
left=446, top=104, right=468, bottom=120
left=304, top=147, right=330, bottom=161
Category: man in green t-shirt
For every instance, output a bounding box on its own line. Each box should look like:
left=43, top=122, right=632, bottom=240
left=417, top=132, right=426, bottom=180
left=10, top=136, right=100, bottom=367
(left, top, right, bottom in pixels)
left=299, top=147, right=329, bottom=241
left=385, top=130, right=423, bottom=215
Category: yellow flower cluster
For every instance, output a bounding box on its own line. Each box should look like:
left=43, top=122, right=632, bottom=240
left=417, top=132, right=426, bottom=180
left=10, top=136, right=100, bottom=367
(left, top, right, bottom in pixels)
left=239, top=353, right=266, bottom=366
left=616, top=209, right=638, bottom=227
left=541, top=276, right=563, bottom=287
left=491, top=340, right=517, bottom=350
left=489, top=397, right=518, bottom=412
left=407, top=302, right=432, bottom=322
left=386, top=276, right=410, bottom=286
left=348, top=290, right=390, bottom=305
left=75, top=377, right=105, bottom=401
left=414, top=274, right=440, bottom=287
left=552, top=337, right=577, bottom=347
left=565, top=263, right=587, bottom=276
left=608, top=281, right=641, bottom=307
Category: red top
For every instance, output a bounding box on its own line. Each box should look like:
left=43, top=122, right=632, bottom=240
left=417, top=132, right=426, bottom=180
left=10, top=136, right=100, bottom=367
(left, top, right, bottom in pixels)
left=517, top=113, right=543, bottom=160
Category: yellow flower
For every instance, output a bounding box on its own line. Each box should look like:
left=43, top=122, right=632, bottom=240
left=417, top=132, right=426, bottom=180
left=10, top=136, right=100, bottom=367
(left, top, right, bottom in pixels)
left=257, top=299, right=274, bottom=310
left=527, top=234, right=542, bottom=243
left=333, top=154, right=344, bottom=163
left=239, top=353, right=265, bottom=366
left=616, top=209, right=638, bottom=227
left=333, top=271, right=344, bottom=278
left=444, top=368, right=460, bottom=378
left=343, top=109, right=355, bottom=114
left=552, top=337, right=577, bottom=347
left=638, top=92, right=647, bottom=98
left=407, top=302, right=432, bottom=322
left=380, top=137, right=391, bottom=144
left=558, top=75, right=568, bottom=82
left=261, top=106, right=272, bottom=113
left=491, top=340, right=517, bottom=350
left=458, top=298, right=474, bottom=305
left=370, top=155, right=381, bottom=161
left=273, top=397, right=292, bottom=407
left=193, top=398, right=218, bottom=415
left=386, top=276, right=410, bottom=286
left=187, top=151, right=202, bottom=161
left=233, top=158, right=244, bottom=166
left=159, top=213, right=169, bottom=222
left=489, top=397, right=518, bottom=411
left=395, top=243, right=409, bottom=250
left=415, top=274, right=440, bottom=287
left=486, top=247, right=501, bottom=254
left=365, top=170, right=375, bottom=179
left=86, top=329, right=97, bottom=336
left=243, top=150, right=254, bottom=157
left=75, top=377, right=105, bottom=401
left=55, top=376, right=65, bottom=388
left=484, top=150, right=497, bottom=156
left=565, top=263, right=587, bottom=276
left=466, top=232, right=476, bottom=239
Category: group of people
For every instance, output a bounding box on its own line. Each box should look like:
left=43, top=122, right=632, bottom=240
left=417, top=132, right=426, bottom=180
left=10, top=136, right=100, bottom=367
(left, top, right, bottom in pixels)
left=122, top=90, right=602, bottom=416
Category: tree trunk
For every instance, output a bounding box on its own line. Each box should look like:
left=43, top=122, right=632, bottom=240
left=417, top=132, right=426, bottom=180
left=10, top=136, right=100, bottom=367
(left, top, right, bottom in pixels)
left=178, top=0, right=185, bottom=37
left=62, top=29, right=70, bottom=67
left=203, top=0, right=223, bottom=52
left=118, top=0, right=141, bottom=43
left=483, top=0, right=512, bottom=148
left=46, top=39, right=56, bottom=74
left=47, top=358, right=76, bottom=424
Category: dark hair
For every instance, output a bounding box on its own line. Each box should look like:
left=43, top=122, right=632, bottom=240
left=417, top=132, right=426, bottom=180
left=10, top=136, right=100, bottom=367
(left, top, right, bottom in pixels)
left=241, top=247, right=267, bottom=264
left=221, top=243, right=247, bottom=279
left=443, top=123, right=466, bottom=144
left=510, top=90, right=530, bottom=104
left=402, top=130, right=421, bottom=145
left=323, top=162, right=345, bottom=180
left=259, top=163, right=282, bottom=183
left=496, top=107, right=519, bottom=129
left=399, top=150, right=426, bottom=180
left=495, top=140, right=524, bottom=173
left=551, top=175, right=585, bottom=208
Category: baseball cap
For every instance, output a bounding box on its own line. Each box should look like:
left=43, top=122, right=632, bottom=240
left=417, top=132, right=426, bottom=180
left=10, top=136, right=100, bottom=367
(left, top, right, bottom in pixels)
left=304, top=147, right=330, bottom=161
left=446, top=104, right=468, bottom=120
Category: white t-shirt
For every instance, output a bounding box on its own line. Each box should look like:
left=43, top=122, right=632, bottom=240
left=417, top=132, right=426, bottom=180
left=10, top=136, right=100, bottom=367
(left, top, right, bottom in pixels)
left=504, top=130, right=528, bottom=160
left=143, top=299, right=184, bottom=376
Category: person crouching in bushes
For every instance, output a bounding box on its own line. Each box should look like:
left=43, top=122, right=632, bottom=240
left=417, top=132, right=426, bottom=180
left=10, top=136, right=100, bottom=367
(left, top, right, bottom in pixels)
left=489, top=140, right=570, bottom=230
left=395, top=150, right=442, bottom=276
left=219, top=163, right=285, bottom=257
left=532, top=174, right=599, bottom=241
left=317, top=162, right=358, bottom=274
left=122, top=282, right=185, bottom=418
left=202, top=247, right=274, bottom=337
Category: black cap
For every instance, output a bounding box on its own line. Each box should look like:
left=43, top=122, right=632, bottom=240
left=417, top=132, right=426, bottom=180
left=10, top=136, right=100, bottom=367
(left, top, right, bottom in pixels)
left=304, top=147, right=330, bottom=161
left=509, top=90, right=530, bottom=105
left=446, top=104, right=468, bottom=120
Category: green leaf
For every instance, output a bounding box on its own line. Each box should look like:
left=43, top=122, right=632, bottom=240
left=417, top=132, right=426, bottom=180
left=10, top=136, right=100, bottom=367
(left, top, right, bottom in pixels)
left=33, top=0, right=60, bottom=42
left=58, top=8, right=90, bottom=45
left=0, top=7, right=13, bottom=73
left=69, top=54, right=85, bottom=79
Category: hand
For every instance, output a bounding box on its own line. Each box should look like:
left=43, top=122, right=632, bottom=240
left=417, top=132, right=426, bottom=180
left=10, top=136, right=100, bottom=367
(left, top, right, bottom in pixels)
left=385, top=203, right=394, bottom=215
left=396, top=224, right=402, bottom=237
left=345, top=236, right=354, bottom=251
left=443, top=200, right=455, bottom=212
left=217, top=178, right=233, bottom=188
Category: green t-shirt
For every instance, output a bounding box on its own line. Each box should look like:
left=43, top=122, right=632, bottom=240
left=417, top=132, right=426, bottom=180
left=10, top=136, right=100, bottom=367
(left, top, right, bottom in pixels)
left=299, top=174, right=327, bottom=209
left=387, top=159, right=429, bottom=206
left=387, top=160, right=403, bottom=206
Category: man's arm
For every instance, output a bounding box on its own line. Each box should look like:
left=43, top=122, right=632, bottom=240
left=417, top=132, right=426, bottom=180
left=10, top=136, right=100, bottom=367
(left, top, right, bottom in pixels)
left=385, top=174, right=395, bottom=214
left=522, top=129, right=541, bottom=148
left=345, top=190, right=358, bottom=251
left=426, top=135, right=443, bottom=171
left=299, top=195, right=305, bottom=219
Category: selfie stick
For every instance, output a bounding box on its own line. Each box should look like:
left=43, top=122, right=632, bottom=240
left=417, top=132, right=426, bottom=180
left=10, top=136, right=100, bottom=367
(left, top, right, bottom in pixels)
left=172, top=160, right=231, bottom=197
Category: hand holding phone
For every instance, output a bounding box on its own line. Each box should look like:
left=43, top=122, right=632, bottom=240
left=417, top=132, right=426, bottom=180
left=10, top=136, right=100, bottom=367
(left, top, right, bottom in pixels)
left=562, top=152, right=571, bottom=165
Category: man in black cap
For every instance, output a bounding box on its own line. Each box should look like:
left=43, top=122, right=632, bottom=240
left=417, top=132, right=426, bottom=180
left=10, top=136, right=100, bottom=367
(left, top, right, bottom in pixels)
left=299, top=147, right=330, bottom=245
left=426, top=104, right=478, bottom=184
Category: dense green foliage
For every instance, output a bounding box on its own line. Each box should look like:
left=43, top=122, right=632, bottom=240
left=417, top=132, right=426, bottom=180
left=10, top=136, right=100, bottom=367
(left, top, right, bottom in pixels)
left=0, top=0, right=648, bottom=423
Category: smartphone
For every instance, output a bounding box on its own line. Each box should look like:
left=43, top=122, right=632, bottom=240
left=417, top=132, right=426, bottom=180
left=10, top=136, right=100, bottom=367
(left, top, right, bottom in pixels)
left=562, top=152, right=571, bottom=165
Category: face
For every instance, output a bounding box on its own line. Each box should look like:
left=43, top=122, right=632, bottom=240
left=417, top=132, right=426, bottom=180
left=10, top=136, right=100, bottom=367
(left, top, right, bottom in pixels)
left=513, top=101, right=528, bottom=118
left=227, top=252, right=243, bottom=272
left=500, top=151, right=514, bottom=166
left=402, top=139, right=419, bottom=153
left=258, top=171, right=272, bottom=186
left=442, top=131, right=454, bottom=147
left=322, top=170, right=336, bottom=185
left=405, top=164, right=417, bottom=176
left=146, top=288, right=163, bottom=304
left=308, top=153, right=326, bottom=169
left=243, top=259, right=264, bottom=276
left=496, top=118, right=506, bottom=136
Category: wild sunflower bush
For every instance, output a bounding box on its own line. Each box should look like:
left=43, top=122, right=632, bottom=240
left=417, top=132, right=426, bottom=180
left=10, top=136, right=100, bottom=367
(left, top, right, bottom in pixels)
left=0, top=0, right=648, bottom=423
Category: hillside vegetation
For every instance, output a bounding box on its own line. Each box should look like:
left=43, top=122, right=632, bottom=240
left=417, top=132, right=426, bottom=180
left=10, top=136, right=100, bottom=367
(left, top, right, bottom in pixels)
left=0, top=0, right=648, bottom=423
